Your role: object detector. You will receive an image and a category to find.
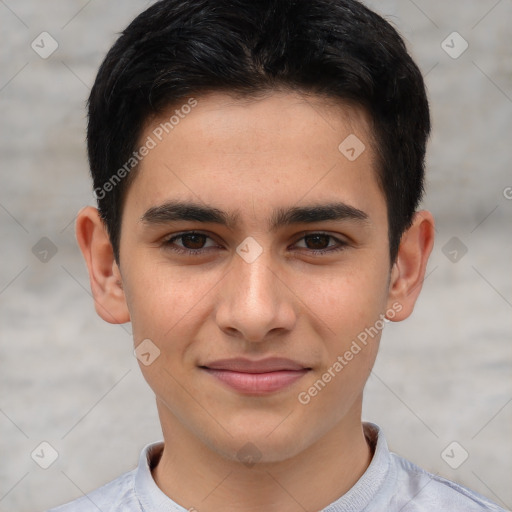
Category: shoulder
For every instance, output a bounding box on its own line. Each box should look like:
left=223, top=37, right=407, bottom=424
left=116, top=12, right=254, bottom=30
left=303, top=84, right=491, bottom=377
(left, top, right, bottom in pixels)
left=390, top=453, right=507, bottom=511
left=45, top=469, right=139, bottom=512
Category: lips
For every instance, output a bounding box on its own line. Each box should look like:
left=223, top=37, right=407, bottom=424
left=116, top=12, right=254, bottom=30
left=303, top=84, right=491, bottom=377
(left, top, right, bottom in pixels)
left=202, top=357, right=309, bottom=373
left=200, top=358, right=311, bottom=394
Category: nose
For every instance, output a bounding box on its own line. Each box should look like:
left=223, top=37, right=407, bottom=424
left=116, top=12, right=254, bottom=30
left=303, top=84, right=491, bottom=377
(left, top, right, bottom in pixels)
left=214, top=246, right=297, bottom=342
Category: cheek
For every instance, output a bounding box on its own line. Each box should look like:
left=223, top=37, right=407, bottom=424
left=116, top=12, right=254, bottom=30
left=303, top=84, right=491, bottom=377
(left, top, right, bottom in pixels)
left=300, top=280, right=385, bottom=413
left=123, top=262, right=217, bottom=343
left=299, top=262, right=389, bottom=338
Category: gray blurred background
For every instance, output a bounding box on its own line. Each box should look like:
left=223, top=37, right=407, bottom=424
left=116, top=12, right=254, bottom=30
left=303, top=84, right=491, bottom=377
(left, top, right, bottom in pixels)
left=1, top=1, right=511, bottom=511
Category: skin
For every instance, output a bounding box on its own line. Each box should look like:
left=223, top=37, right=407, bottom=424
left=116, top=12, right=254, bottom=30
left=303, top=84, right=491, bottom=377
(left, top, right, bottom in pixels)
left=76, top=91, right=434, bottom=512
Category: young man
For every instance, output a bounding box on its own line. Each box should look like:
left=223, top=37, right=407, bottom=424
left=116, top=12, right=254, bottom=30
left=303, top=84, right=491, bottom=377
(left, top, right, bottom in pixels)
left=48, top=0, right=505, bottom=510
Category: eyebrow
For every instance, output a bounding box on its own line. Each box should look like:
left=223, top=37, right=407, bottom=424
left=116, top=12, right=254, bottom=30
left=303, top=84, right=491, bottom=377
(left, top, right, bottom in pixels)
left=140, top=200, right=369, bottom=231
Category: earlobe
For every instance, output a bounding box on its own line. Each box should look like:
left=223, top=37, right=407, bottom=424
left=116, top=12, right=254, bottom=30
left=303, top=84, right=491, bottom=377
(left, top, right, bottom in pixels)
left=75, top=206, right=131, bottom=324
left=386, top=210, right=435, bottom=322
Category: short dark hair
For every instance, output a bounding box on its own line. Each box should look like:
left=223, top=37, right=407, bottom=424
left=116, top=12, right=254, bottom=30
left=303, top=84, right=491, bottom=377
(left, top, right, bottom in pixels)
left=87, top=0, right=430, bottom=264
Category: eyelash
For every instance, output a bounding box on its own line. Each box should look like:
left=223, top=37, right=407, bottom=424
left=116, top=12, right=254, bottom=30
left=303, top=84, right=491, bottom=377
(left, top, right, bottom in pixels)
left=161, top=231, right=348, bottom=256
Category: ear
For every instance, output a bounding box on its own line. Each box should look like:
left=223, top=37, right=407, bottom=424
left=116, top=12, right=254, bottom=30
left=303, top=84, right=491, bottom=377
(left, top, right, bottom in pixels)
left=75, top=206, right=130, bottom=324
left=386, top=210, right=435, bottom=321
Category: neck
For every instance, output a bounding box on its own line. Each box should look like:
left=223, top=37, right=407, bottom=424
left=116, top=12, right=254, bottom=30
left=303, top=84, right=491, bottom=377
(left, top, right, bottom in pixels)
left=152, top=402, right=373, bottom=512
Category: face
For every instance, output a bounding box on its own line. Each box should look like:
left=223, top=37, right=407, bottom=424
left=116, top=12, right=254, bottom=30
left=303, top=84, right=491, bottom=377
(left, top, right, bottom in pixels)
left=109, top=91, right=407, bottom=462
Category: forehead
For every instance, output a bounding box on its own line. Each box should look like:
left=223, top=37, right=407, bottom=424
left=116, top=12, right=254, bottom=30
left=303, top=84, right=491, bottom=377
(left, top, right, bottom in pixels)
left=123, top=90, right=385, bottom=223
left=145, top=90, right=375, bottom=156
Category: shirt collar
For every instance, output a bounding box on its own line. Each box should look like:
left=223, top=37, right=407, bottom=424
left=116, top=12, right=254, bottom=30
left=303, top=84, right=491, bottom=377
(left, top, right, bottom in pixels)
left=323, top=422, right=391, bottom=511
left=135, top=440, right=187, bottom=511
left=134, top=422, right=390, bottom=511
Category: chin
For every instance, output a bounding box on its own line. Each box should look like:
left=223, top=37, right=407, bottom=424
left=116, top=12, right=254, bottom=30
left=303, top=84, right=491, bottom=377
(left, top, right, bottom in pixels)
left=200, top=416, right=317, bottom=465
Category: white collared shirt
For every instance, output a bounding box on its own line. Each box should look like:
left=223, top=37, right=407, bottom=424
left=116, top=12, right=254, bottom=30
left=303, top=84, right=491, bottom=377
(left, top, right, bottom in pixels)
left=47, top=422, right=506, bottom=511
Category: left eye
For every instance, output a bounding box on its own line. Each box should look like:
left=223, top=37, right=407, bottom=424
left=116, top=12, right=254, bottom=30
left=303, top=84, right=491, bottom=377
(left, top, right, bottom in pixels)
left=294, top=233, right=342, bottom=251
